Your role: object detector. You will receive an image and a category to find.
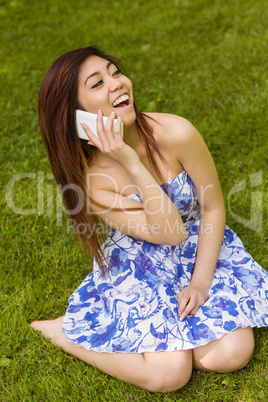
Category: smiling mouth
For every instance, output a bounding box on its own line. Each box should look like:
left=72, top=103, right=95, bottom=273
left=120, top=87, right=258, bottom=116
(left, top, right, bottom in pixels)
left=112, top=94, right=130, bottom=108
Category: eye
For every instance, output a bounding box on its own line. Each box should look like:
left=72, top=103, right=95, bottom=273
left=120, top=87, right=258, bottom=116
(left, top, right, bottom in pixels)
left=92, top=80, right=103, bottom=89
left=112, top=69, right=121, bottom=76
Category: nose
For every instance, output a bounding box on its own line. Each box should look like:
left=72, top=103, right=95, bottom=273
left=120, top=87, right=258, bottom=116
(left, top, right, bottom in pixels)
left=108, top=76, right=123, bottom=92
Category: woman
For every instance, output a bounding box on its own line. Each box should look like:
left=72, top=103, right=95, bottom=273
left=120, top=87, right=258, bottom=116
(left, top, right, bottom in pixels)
left=30, top=46, right=268, bottom=393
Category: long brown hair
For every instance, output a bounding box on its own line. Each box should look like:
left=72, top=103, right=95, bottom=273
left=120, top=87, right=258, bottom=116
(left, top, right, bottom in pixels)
left=38, top=46, right=165, bottom=274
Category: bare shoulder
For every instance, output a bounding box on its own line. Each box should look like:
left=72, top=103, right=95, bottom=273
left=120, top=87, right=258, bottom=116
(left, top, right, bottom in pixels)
left=86, top=158, right=118, bottom=194
left=144, top=113, right=213, bottom=181
left=144, top=112, right=200, bottom=149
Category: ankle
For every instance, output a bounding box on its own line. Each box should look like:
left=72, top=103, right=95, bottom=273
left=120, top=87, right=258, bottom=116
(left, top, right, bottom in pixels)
left=50, top=319, right=65, bottom=347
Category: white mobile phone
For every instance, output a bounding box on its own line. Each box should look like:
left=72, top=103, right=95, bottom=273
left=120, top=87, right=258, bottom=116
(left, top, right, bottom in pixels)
left=76, top=110, right=124, bottom=140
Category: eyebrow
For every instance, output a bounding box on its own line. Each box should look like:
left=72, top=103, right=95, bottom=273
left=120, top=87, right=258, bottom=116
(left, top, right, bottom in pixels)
left=84, top=61, right=113, bottom=86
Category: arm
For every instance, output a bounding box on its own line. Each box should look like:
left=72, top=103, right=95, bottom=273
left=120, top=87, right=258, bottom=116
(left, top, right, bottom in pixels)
left=82, top=111, right=187, bottom=245
left=163, top=116, right=225, bottom=319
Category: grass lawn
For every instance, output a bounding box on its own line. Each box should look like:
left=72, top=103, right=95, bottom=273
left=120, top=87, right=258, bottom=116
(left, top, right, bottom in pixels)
left=0, top=0, right=267, bottom=400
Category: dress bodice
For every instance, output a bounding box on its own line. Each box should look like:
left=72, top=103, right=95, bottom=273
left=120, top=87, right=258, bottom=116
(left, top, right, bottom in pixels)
left=127, top=170, right=199, bottom=222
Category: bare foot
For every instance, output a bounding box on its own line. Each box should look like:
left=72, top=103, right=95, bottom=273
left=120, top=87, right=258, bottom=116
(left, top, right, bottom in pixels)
left=30, top=316, right=64, bottom=346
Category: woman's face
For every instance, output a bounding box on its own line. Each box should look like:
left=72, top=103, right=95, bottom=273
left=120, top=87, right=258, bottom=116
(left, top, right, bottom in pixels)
left=77, top=55, right=136, bottom=127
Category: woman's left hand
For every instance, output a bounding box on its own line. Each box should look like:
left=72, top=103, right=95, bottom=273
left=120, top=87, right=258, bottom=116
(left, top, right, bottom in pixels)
left=176, top=284, right=209, bottom=320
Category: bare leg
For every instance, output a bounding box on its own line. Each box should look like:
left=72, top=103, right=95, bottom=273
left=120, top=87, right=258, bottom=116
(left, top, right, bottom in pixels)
left=30, top=317, right=192, bottom=393
left=193, top=327, right=255, bottom=373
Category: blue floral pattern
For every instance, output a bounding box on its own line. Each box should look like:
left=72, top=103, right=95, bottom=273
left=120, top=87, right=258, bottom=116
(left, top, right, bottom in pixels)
left=62, top=171, right=268, bottom=352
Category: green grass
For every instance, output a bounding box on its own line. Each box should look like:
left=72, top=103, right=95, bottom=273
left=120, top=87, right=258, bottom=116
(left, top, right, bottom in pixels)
left=0, top=0, right=267, bottom=400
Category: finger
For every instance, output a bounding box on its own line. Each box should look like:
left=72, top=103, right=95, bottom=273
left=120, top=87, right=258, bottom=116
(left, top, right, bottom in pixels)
left=189, top=305, right=200, bottom=315
left=180, top=299, right=197, bottom=320
left=189, top=299, right=204, bottom=316
left=114, top=116, right=122, bottom=139
left=105, top=111, right=116, bottom=137
left=80, top=123, right=101, bottom=148
left=96, top=110, right=110, bottom=150
left=178, top=295, right=190, bottom=317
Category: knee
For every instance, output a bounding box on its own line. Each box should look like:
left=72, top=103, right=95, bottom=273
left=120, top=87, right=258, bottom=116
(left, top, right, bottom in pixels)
left=144, top=355, right=192, bottom=393
left=220, top=329, right=255, bottom=372
left=145, top=367, right=192, bottom=394
left=197, top=327, right=255, bottom=373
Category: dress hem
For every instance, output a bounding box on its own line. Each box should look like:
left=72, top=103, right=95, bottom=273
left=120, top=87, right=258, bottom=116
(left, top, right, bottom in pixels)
left=61, top=323, right=262, bottom=354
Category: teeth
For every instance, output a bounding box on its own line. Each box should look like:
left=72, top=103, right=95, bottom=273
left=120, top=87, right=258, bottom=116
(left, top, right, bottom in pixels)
left=112, top=94, right=129, bottom=107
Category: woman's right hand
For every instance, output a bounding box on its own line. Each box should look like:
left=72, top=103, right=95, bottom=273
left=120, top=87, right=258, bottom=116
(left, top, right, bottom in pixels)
left=81, top=110, right=140, bottom=167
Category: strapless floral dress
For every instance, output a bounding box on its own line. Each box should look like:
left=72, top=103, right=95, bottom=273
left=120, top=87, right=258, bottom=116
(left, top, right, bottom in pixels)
left=62, top=171, right=268, bottom=353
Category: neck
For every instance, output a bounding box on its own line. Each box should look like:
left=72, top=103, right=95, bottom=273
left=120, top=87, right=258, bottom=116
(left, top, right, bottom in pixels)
left=123, top=120, right=141, bottom=149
